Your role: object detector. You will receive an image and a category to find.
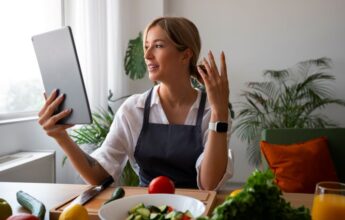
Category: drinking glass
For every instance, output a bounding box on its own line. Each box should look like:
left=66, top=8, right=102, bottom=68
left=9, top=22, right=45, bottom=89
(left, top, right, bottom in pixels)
left=312, top=181, right=345, bottom=220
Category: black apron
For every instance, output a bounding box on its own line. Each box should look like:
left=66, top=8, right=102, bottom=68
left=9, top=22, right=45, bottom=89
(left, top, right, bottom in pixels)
left=134, top=88, right=206, bottom=188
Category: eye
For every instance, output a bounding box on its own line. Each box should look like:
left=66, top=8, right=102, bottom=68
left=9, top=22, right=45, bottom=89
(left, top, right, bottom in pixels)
left=155, top=44, right=164, bottom=48
left=144, top=45, right=149, bottom=50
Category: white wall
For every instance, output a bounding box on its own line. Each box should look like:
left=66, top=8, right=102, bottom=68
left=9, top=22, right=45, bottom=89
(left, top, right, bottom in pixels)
left=1, top=0, right=345, bottom=184
left=164, top=0, right=345, bottom=183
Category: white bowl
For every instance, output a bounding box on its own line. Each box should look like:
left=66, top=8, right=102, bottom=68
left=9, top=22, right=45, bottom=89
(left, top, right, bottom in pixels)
left=99, top=193, right=205, bottom=220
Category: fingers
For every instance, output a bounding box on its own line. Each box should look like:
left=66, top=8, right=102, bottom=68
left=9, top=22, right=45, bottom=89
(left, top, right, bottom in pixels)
left=198, top=51, right=227, bottom=87
left=220, top=51, right=228, bottom=79
left=39, top=89, right=58, bottom=117
left=207, top=51, right=220, bottom=75
left=41, top=109, right=73, bottom=131
left=38, top=93, right=67, bottom=126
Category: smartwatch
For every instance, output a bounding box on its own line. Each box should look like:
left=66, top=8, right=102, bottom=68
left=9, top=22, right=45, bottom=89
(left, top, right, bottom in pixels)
left=209, top=121, right=228, bottom=133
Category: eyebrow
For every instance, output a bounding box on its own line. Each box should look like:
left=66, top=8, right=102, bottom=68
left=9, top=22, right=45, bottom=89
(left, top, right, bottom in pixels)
left=145, top=39, right=166, bottom=44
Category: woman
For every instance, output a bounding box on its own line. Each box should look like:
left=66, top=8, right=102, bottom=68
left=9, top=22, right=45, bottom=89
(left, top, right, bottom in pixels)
left=38, top=17, right=233, bottom=190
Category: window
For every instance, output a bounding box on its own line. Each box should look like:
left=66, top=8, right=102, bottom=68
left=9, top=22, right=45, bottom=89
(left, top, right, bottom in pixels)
left=0, top=0, right=62, bottom=122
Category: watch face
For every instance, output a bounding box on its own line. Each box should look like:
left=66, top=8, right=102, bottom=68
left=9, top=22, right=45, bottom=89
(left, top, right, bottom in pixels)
left=216, top=122, right=228, bottom=132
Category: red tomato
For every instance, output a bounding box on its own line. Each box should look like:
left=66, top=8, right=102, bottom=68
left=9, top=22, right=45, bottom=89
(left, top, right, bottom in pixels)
left=148, top=176, right=175, bottom=194
left=167, top=206, right=174, bottom=213
left=7, top=214, right=40, bottom=220
left=182, top=215, right=191, bottom=220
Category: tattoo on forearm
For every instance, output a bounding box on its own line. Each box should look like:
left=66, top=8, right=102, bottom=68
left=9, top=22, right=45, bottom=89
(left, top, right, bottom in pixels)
left=84, top=153, right=98, bottom=167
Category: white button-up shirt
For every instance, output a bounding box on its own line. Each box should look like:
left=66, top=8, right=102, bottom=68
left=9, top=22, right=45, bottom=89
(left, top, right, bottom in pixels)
left=92, top=85, right=234, bottom=190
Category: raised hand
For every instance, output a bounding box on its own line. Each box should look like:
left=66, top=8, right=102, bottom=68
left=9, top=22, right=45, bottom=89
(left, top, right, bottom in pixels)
left=197, top=51, right=229, bottom=121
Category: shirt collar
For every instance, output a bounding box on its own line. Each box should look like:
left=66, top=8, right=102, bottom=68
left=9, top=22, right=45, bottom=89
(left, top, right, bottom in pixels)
left=135, top=84, right=210, bottom=110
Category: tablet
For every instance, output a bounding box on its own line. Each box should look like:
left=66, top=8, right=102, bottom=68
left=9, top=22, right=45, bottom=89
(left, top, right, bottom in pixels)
left=32, top=26, right=92, bottom=124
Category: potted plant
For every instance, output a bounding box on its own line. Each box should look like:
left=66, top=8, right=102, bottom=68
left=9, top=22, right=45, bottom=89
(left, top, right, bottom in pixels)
left=233, top=57, right=345, bottom=167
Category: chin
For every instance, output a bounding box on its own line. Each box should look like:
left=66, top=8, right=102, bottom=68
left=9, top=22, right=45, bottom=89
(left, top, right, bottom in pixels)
left=149, top=72, right=160, bottom=82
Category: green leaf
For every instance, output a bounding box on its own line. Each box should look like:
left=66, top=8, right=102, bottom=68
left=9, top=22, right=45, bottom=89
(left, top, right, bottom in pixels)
left=124, top=32, right=147, bottom=80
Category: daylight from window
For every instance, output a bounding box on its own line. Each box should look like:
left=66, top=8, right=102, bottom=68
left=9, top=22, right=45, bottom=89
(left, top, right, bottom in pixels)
left=0, top=0, right=61, bottom=118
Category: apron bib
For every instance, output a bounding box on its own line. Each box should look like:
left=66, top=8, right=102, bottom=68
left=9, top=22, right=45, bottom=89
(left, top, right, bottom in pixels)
left=134, top=88, right=206, bottom=188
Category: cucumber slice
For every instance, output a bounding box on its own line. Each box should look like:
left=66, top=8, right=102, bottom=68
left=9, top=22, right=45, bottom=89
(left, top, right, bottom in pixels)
left=158, top=205, right=168, bottom=213
left=136, top=207, right=150, bottom=218
left=129, top=203, right=145, bottom=214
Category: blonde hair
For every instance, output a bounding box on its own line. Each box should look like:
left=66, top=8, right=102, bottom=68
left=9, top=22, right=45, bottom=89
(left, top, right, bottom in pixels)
left=143, top=17, right=201, bottom=77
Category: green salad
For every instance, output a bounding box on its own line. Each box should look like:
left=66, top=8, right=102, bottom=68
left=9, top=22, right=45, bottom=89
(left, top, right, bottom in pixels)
left=126, top=203, right=193, bottom=220
left=197, top=170, right=311, bottom=220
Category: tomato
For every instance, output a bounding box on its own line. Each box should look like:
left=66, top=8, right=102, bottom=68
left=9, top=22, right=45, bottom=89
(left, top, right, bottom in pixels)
left=7, top=214, right=40, bottom=220
left=182, top=215, right=191, bottom=220
left=148, top=176, right=175, bottom=194
left=167, top=206, right=174, bottom=213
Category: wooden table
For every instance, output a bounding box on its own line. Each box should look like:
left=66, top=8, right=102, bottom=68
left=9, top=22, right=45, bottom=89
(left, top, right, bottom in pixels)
left=0, top=182, right=314, bottom=220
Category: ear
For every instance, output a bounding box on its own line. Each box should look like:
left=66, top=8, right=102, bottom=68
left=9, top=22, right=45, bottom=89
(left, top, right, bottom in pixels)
left=181, top=48, right=193, bottom=64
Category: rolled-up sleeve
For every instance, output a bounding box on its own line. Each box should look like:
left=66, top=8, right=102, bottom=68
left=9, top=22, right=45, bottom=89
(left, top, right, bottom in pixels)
left=91, top=108, right=132, bottom=185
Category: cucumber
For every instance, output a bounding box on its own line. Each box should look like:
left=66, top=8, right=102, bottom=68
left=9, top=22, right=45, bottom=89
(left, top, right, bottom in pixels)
left=126, top=213, right=135, bottom=220
left=158, top=205, right=168, bottom=213
left=104, top=187, right=125, bottom=205
left=135, top=207, right=150, bottom=218
left=147, top=205, right=161, bottom=213
left=129, top=203, right=145, bottom=214
left=16, top=190, right=46, bottom=220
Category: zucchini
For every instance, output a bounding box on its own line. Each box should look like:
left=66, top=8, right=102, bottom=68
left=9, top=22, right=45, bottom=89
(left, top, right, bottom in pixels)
left=104, top=187, right=125, bottom=205
left=16, top=190, right=46, bottom=220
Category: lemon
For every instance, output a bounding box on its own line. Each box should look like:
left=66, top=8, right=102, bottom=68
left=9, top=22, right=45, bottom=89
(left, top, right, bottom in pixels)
left=229, top=189, right=243, bottom=197
left=59, top=204, right=89, bottom=220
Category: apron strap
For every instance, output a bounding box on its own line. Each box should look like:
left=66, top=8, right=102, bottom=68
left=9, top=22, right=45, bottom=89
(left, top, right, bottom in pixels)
left=196, top=92, right=207, bottom=128
left=142, top=88, right=154, bottom=132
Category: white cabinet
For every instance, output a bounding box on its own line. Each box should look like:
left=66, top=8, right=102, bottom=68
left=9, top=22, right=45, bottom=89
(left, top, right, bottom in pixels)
left=0, top=151, right=55, bottom=183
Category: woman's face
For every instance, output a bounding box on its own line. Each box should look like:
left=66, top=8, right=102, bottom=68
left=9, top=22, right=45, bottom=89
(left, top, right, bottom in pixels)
left=144, top=25, right=189, bottom=83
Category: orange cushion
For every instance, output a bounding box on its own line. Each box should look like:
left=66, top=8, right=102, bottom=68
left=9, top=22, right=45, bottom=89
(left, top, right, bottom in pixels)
left=261, top=137, right=338, bottom=193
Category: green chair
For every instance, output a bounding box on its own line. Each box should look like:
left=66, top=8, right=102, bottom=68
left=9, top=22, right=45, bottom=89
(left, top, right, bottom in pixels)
left=261, top=128, right=345, bottom=183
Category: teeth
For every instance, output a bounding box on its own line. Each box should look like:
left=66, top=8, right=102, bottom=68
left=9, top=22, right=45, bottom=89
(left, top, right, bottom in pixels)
left=147, top=64, right=158, bottom=70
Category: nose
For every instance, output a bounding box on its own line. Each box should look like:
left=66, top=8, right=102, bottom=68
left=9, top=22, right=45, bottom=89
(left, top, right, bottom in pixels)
left=144, top=47, right=153, bottom=59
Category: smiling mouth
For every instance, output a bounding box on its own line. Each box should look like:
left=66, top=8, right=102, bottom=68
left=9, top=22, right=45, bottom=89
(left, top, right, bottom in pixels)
left=147, top=64, right=159, bottom=71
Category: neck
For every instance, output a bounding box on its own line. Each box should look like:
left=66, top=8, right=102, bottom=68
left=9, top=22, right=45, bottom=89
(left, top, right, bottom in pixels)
left=158, top=82, right=197, bottom=107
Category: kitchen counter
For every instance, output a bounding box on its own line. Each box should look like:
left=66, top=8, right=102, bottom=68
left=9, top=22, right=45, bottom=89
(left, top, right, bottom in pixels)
left=0, top=182, right=314, bottom=219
